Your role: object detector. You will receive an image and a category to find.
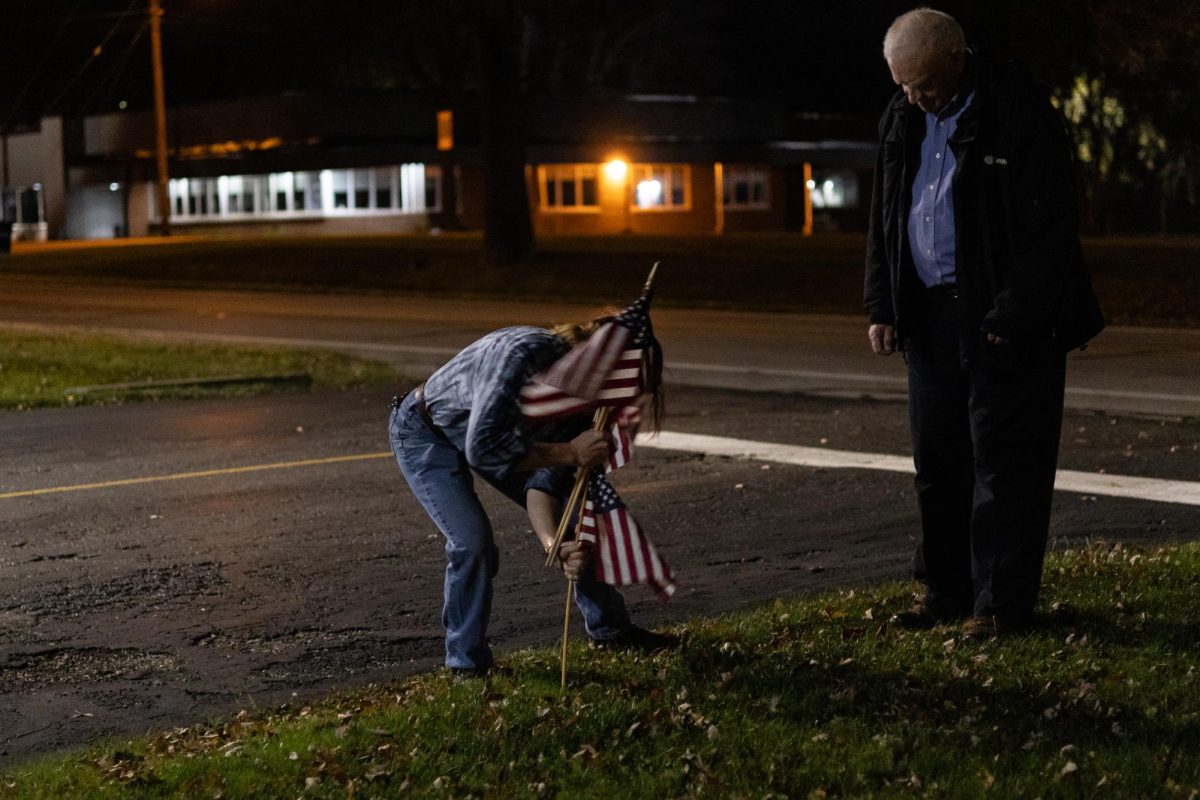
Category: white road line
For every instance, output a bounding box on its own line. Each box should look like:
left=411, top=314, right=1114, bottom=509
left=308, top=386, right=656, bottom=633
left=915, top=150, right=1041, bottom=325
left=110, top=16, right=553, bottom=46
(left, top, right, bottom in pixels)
left=2, top=430, right=1194, bottom=508
left=637, top=430, right=1200, bottom=507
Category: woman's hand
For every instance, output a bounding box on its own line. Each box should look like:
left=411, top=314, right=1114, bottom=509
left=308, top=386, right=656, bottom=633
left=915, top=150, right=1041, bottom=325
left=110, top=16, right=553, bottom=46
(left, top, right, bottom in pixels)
left=555, top=540, right=593, bottom=580
left=568, top=430, right=611, bottom=469
left=615, top=399, right=646, bottom=439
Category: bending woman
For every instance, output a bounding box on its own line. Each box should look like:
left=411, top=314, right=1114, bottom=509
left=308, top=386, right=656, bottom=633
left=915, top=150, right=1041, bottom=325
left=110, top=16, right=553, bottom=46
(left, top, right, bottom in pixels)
left=388, top=318, right=672, bottom=676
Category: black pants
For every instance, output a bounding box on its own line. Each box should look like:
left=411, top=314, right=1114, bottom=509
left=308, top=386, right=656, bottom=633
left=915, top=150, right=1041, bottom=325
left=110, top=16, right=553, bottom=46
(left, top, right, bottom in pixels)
left=905, top=288, right=1066, bottom=621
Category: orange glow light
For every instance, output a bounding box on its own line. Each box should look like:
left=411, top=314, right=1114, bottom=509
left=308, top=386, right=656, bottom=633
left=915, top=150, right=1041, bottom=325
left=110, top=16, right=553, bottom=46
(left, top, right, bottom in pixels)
left=604, top=159, right=628, bottom=182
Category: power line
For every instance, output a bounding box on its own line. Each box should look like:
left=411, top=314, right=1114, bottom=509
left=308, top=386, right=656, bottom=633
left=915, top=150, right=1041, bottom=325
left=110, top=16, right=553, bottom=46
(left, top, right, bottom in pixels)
left=43, top=0, right=144, bottom=116
left=87, top=18, right=151, bottom=116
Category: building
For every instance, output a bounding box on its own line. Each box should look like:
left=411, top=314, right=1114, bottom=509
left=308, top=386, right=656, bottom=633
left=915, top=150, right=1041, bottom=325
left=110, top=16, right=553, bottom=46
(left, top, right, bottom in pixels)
left=2, top=91, right=876, bottom=242
left=1, top=117, right=60, bottom=241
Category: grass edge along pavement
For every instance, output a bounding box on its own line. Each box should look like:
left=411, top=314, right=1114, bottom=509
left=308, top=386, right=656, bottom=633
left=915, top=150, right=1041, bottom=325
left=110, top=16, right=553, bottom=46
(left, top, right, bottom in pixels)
left=3, top=543, right=1198, bottom=799
left=0, top=330, right=402, bottom=410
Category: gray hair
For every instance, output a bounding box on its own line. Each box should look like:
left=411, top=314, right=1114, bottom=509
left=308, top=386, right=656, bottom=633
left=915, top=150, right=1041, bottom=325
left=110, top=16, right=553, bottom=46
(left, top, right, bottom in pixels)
left=883, top=7, right=966, bottom=63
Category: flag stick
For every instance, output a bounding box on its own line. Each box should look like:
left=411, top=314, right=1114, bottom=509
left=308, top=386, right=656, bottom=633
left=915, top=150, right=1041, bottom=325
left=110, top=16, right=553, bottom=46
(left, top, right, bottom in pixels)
left=558, top=262, right=659, bottom=687
left=545, top=474, right=587, bottom=567
left=544, top=406, right=612, bottom=567
left=560, top=579, right=573, bottom=690
left=644, top=261, right=659, bottom=297
left=560, top=496, right=590, bottom=690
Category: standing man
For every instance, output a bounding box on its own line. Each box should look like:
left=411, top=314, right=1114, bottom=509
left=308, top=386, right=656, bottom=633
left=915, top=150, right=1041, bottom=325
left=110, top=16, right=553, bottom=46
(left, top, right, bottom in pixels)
left=864, top=8, right=1103, bottom=638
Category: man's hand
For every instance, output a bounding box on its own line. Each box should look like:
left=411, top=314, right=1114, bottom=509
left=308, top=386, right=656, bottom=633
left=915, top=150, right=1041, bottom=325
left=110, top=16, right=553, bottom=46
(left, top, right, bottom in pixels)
left=568, top=430, right=611, bottom=469
left=985, top=332, right=1009, bottom=345
left=869, top=324, right=896, bottom=355
left=555, top=540, right=593, bottom=580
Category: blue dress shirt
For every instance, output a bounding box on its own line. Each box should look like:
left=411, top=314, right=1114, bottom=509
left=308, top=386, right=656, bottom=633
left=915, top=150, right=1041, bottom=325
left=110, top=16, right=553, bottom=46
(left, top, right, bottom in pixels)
left=908, top=90, right=975, bottom=288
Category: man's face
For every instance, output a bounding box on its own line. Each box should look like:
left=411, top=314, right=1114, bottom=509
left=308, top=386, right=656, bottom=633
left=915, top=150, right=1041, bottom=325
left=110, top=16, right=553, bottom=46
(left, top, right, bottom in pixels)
left=887, top=49, right=962, bottom=115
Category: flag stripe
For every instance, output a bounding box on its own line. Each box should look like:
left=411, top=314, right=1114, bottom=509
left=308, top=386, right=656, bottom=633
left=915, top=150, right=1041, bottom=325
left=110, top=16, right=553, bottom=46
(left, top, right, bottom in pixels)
left=606, top=422, right=632, bottom=471
left=600, top=512, right=619, bottom=585
left=578, top=499, right=598, bottom=544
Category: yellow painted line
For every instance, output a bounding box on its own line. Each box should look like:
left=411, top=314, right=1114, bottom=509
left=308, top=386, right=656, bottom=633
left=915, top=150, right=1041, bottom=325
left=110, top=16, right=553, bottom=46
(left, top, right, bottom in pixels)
left=0, top=452, right=393, bottom=500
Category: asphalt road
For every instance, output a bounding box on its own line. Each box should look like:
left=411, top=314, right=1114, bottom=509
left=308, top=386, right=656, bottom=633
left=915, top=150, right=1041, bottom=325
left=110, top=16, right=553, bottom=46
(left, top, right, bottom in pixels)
left=2, top=275, right=1200, bottom=416
left=1, top=278, right=1198, bottom=763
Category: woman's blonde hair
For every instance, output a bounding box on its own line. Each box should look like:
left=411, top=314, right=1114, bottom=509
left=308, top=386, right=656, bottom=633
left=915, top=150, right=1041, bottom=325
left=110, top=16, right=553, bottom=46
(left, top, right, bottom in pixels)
left=550, top=316, right=609, bottom=347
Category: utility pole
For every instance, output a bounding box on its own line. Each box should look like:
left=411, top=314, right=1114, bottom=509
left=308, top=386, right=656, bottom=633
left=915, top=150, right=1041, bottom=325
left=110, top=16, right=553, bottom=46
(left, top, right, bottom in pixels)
left=150, top=0, right=171, bottom=235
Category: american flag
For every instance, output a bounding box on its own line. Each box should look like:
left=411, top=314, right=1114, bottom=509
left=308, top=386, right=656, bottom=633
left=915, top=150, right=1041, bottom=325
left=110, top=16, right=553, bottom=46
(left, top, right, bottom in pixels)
left=519, top=292, right=654, bottom=421
left=582, top=471, right=676, bottom=599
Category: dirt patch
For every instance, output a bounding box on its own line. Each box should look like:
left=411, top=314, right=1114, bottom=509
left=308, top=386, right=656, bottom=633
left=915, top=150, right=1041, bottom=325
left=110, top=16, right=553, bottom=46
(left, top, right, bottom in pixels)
left=1, top=648, right=180, bottom=691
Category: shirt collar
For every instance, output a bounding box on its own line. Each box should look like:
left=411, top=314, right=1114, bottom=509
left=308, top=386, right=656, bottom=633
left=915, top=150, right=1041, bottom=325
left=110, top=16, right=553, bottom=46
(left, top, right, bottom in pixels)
left=933, top=86, right=975, bottom=122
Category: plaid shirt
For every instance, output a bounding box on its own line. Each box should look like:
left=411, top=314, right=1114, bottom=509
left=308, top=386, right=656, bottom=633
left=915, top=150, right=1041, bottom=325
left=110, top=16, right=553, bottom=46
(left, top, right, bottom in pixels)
left=423, top=326, right=581, bottom=495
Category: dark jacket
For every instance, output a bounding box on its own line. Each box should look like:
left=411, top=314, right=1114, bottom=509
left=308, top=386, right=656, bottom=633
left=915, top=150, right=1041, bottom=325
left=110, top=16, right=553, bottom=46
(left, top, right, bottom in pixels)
left=864, top=55, right=1104, bottom=352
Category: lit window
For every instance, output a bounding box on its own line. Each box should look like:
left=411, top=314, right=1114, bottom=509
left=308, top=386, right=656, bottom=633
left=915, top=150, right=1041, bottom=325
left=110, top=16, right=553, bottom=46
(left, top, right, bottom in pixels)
left=808, top=172, right=860, bottom=209
left=631, top=164, right=690, bottom=211
left=270, top=172, right=291, bottom=212
left=722, top=166, right=771, bottom=210
left=243, top=176, right=259, bottom=214
left=354, top=170, right=371, bottom=209
left=636, top=179, right=662, bottom=207
left=330, top=171, right=350, bottom=209
left=374, top=167, right=394, bottom=209
left=153, top=165, right=437, bottom=222
left=293, top=171, right=316, bottom=211
left=538, top=164, right=600, bottom=211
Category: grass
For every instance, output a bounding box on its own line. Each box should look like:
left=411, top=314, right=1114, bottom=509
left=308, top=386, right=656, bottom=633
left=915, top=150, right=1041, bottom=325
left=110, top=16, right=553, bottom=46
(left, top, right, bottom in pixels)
left=0, top=330, right=401, bottom=410
left=3, top=542, right=1198, bottom=798
left=7, top=232, right=1200, bottom=326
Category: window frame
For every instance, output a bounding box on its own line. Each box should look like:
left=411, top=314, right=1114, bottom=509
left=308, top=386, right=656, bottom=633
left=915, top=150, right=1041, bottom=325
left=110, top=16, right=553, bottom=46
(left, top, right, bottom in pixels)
left=537, top=164, right=601, bottom=213
left=629, top=163, right=691, bottom=213
left=153, top=164, right=441, bottom=223
left=722, top=165, right=772, bottom=211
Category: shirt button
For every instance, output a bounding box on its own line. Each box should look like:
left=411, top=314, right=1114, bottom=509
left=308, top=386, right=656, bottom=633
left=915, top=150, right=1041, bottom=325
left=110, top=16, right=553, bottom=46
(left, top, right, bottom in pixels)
left=925, top=216, right=932, bottom=223
left=927, top=249, right=934, bottom=256
left=934, top=152, right=941, bottom=159
left=939, top=120, right=946, bottom=126
left=928, top=184, right=935, bottom=191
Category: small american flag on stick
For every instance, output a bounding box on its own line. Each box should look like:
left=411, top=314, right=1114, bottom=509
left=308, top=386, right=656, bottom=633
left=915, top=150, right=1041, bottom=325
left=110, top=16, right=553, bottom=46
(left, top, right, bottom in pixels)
left=582, top=471, right=676, bottom=599
left=519, top=286, right=655, bottom=421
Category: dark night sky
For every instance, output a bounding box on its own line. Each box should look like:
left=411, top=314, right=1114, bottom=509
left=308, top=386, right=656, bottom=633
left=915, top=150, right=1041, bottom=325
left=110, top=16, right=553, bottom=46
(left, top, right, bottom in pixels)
left=0, top=1, right=1073, bottom=130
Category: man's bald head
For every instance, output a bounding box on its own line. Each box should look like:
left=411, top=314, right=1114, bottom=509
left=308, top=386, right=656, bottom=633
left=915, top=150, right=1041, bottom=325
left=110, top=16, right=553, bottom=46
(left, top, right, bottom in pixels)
left=883, top=8, right=967, bottom=115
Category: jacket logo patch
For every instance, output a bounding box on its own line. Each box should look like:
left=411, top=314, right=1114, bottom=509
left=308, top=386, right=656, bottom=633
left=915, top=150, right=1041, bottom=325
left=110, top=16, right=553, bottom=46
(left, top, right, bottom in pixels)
left=983, top=155, right=1009, bottom=166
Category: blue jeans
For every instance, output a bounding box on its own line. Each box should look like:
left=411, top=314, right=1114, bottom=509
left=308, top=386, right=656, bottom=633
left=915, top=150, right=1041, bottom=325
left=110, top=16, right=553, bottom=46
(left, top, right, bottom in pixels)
left=388, top=394, right=631, bottom=671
